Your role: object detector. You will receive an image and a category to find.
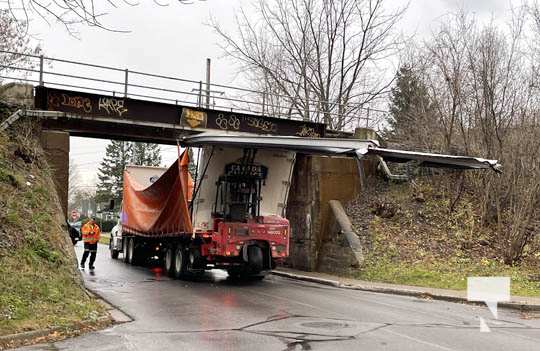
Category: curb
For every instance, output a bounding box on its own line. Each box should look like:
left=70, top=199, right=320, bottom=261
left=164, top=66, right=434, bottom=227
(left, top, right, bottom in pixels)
left=272, top=270, right=342, bottom=288
left=271, top=270, right=540, bottom=312
left=85, top=288, right=134, bottom=324
left=0, top=315, right=111, bottom=350
left=0, top=289, right=132, bottom=350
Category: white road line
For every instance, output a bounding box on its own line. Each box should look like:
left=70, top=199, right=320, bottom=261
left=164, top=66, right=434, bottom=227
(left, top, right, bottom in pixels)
left=273, top=275, right=466, bottom=324
left=333, top=289, right=468, bottom=324
left=495, top=328, right=540, bottom=343
left=381, top=328, right=458, bottom=351
left=248, top=289, right=344, bottom=316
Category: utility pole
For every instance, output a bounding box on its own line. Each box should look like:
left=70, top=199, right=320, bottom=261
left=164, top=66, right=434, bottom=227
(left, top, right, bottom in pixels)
left=205, top=58, right=211, bottom=109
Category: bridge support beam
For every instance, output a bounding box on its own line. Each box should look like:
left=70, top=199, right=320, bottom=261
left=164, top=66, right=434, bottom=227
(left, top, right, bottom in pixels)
left=40, top=130, right=70, bottom=217
left=286, top=155, right=368, bottom=271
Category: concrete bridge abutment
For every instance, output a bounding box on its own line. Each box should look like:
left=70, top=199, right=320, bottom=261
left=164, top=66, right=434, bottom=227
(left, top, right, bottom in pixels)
left=40, top=130, right=70, bottom=217
left=286, top=154, right=373, bottom=271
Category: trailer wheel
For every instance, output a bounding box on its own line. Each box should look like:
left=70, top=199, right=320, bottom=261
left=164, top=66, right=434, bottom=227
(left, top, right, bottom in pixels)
left=122, top=237, right=129, bottom=263
left=173, top=245, right=188, bottom=279
left=164, top=246, right=175, bottom=277
left=127, top=237, right=135, bottom=265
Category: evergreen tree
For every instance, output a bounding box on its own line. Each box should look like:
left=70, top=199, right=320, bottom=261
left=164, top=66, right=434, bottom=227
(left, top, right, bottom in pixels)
left=96, top=140, right=132, bottom=203
left=131, top=142, right=162, bottom=166
left=386, top=65, right=434, bottom=146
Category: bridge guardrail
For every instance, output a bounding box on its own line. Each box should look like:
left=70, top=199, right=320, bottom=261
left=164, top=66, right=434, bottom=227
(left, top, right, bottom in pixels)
left=0, top=50, right=380, bottom=128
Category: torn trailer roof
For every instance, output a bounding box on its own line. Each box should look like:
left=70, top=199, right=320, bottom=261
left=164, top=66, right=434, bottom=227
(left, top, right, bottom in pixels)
left=182, top=134, right=502, bottom=173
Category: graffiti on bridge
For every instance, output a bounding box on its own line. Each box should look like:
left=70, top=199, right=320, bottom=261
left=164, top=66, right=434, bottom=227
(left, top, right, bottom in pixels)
left=47, top=92, right=128, bottom=117
left=215, top=113, right=278, bottom=134
left=48, top=93, right=92, bottom=113
left=216, top=113, right=241, bottom=130
left=98, top=97, right=128, bottom=117
left=295, top=124, right=320, bottom=138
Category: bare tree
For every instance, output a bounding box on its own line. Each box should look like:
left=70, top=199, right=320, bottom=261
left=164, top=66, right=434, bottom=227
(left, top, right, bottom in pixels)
left=529, top=0, right=540, bottom=84
left=211, top=0, right=406, bottom=130
left=391, top=7, right=540, bottom=264
left=0, top=9, right=41, bottom=83
left=2, top=0, right=207, bottom=37
left=422, top=11, right=474, bottom=153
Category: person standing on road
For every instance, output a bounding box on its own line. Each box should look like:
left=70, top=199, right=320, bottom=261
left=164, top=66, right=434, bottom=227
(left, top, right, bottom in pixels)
left=80, top=217, right=101, bottom=270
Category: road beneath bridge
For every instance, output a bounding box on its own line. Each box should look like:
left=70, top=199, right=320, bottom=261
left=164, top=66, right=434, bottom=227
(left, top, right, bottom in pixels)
left=16, top=244, right=540, bottom=351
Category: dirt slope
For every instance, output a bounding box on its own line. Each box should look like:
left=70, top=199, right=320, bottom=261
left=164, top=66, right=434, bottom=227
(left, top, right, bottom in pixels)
left=0, top=102, right=103, bottom=338
left=346, top=174, right=540, bottom=297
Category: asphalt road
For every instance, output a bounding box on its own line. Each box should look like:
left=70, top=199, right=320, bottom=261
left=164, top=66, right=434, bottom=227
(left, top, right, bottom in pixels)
left=16, top=243, right=540, bottom=351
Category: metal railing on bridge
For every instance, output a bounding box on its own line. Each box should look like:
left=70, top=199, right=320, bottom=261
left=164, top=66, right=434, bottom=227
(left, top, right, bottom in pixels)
left=0, top=50, right=378, bottom=128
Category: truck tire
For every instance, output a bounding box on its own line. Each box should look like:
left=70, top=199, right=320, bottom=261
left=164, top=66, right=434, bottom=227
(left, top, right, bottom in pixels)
left=109, top=240, right=119, bottom=259
left=127, top=237, right=136, bottom=265
left=128, top=237, right=142, bottom=266
left=164, top=246, right=175, bottom=277
left=122, top=237, right=129, bottom=263
left=173, top=245, right=188, bottom=279
left=247, top=245, right=263, bottom=273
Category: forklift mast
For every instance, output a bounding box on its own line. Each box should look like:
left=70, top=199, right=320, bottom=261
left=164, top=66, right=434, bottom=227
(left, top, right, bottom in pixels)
left=213, top=149, right=268, bottom=222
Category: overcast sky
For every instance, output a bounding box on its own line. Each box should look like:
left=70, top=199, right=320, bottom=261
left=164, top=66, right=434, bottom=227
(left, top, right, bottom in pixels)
left=21, top=0, right=517, bottom=191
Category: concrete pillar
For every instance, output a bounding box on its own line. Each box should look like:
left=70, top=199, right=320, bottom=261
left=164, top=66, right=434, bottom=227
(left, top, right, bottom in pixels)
left=40, top=130, right=70, bottom=217
left=285, top=155, right=317, bottom=270
left=285, top=130, right=381, bottom=271
left=354, top=127, right=377, bottom=140
left=285, top=155, right=362, bottom=271
left=354, top=127, right=386, bottom=147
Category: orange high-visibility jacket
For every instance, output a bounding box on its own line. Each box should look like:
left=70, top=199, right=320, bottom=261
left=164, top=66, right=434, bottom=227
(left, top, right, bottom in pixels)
left=81, top=222, right=101, bottom=244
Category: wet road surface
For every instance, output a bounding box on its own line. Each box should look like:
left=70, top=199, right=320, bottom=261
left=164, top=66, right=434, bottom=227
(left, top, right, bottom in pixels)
left=16, top=243, right=540, bottom=350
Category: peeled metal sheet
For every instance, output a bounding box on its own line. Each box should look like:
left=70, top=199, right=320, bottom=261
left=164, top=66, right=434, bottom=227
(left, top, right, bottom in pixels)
left=368, top=147, right=502, bottom=172
left=121, top=151, right=193, bottom=236
left=183, top=133, right=377, bottom=155
left=183, top=133, right=501, bottom=172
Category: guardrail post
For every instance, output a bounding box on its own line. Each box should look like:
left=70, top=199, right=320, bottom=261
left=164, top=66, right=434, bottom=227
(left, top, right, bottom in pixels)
left=198, top=81, right=203, bottom=107
left=124, top=69, right=129, bottom=98
left=205, top=58, right=211, bottom=109
left=39, top=55, right=44, bottom=86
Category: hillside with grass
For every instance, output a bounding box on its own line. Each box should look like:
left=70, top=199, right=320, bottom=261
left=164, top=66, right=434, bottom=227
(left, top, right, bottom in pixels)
left=346, top=174, right=540, bottom=297
left=0, top=102, right=104, bottom=342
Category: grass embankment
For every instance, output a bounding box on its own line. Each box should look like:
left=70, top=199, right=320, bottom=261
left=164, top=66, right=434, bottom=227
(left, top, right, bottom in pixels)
left=347, top=176, right=540, bottom=297
left=0, top=112, right=104, bottom=337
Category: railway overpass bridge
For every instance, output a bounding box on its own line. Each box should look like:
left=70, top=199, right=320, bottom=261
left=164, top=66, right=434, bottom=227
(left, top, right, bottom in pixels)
left=1, top=52, right=367, bottom=271
left=3, top=53, right=498, bottom=271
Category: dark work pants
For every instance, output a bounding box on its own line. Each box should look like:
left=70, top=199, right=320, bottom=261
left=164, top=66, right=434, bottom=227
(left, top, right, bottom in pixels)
left=81, top=243, right=98, bottom=267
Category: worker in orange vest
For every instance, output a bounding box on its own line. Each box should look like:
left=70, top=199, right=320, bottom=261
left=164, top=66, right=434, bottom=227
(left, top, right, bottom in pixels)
left=80, top=217, right=101, bottom=270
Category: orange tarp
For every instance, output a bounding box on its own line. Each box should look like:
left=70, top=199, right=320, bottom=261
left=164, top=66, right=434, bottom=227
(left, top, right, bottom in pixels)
left=122, top=151, right=193, bottom=236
